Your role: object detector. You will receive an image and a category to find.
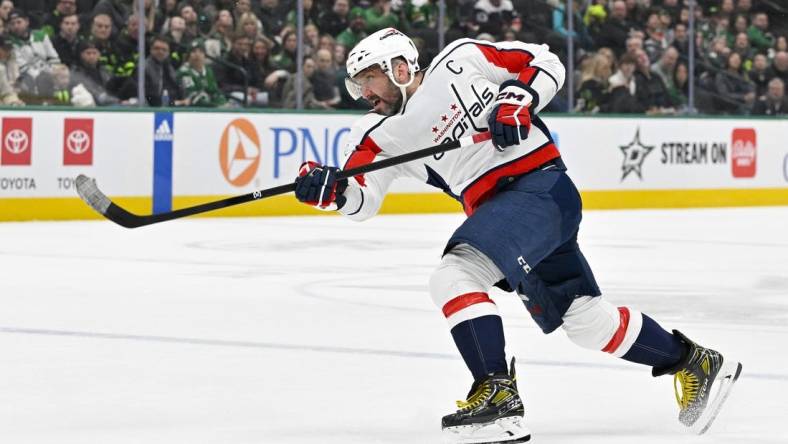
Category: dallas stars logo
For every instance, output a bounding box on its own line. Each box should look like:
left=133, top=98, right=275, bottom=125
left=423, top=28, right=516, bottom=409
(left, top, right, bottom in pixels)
left=620, top=128, right=655, bottom=180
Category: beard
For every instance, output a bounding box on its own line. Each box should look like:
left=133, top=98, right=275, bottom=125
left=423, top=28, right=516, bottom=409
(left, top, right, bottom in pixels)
left=374, top=82, right=404, bottom=116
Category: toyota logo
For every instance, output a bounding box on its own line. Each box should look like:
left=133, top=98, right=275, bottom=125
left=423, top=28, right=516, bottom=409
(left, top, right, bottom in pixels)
left=4, top=129, right=29, bottom=154
left=66, top=129, right=91, bottom=154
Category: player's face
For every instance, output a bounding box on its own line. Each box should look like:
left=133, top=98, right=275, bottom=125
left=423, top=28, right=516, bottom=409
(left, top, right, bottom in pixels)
left=353, top=67, right=402, bottom=115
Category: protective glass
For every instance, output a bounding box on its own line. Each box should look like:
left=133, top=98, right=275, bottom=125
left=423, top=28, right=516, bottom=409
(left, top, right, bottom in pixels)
left=344, top=71, right=388, bottom=100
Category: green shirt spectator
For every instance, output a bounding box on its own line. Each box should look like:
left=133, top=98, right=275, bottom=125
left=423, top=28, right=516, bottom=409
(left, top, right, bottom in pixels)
left=177, top=44, right=226, bottom=107
left=747, top=13, right=774, bottom=54
left=362, top=0, right=399, bottom=33
left=336, top=9, right=367, bottom=49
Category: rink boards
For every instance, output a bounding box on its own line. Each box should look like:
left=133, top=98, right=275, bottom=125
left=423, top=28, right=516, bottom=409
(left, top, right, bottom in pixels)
left=1, top=109, right=787, bottom=221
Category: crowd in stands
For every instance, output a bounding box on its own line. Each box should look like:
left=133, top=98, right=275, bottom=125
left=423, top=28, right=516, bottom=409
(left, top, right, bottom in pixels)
left=0, top=0, right=786, bottom=115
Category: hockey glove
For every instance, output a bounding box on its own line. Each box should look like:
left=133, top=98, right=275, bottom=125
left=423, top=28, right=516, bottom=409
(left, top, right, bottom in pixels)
left=486, top=79, right=534, bottom=151
left=294, top=161, right=348, bottom=210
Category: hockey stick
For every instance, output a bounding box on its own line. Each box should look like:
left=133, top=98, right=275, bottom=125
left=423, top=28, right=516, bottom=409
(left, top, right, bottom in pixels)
left=76, top=132, right=491, bottom=229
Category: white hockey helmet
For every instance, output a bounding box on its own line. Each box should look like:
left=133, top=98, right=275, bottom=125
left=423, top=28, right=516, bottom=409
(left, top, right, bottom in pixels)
left=345, top=28, right=420, bottom=102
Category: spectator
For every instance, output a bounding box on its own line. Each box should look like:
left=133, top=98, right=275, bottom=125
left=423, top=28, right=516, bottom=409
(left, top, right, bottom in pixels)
left=643, top=11, right=667, bottom=62
left=252, top=37, right=275, bottom=81
left=705, top=35, right=731, bottom=70
left=603, top=49, right=643, bottom=113
left=237, top=11, right=265, bottom=41
left=51, top=13, right=81, bottom=67
left=134, top=0, right=160, bottom=33
left=363, top=0, right=400, bottom=34
left=116, top=14, right=148, bottom=70
left=714, top=51, right=755, bottom=113
left=144, top=36, right=184, bottom=106
left=735, top=0, right=752, bottom=16
left=633, top=48, right=673, bottom=113
left=727, top=13, right=748, bottom=47
left=658, top=9, right=674, bottom=44
left=215, top=33, right=263, bottom=105
left=651, top=46, right=679, bottom=91
left=286, top=0, right=320, bottom=28
left=661, top=0, right=681, bottom=23
left=233, top=0, right=255, bottom=23
left=177, top=43, right=226, bottom=107
left=41, top=0, right=78, bottom=37
left=258, top=0, right=286, bottom=38
left=7, top=9, right=60, bottom=94
left=318, top=0, right=350, bottom=37
left=0, top=0, right=13, bottom=22
left=472, top=0, right=516, bottom=38
left=282, top=56, right=325, bottom=108
left=319, top=34, right=336, bottom=54
left=747, top=12, right=773, bottom=54
left=89, top=13, right=125, bottom=76
left=575, top=53, right=611, bottom=113
left=731, top=32, right=753, bottom=68
left=672, top=22, right=689, bottom=56
left=178, top=4, right=202, bottom=42
left=70, top=39, right=119, bottom=105
left=718, top=0, right=735, bottom=20
left=204, top=9, right=234, bottom=59
left=39, top=63, right=75, bottom=105
left=592, top=1, right=634, bottom=56
left=164, top=16, right=190, bottom=67
left=667, top=61, right=689, bottom=110
left=92, top=0, right=132, bottom=32
left=765, top=51, right=788, bottom=86
left=0, top=35, right=23, bottom=105
left=312, top=48, right=340, bottom=108
left=625, top=35, right=643, bottom=57
left=751, top=77, right=788, bottom=115
left=271, top=30, right=297, bottom=71
left=748, top=53, right=770, bottom=96
left=336, top=8, right=367, bottom=50
left=159, top=0, right=178, bottom=23
left=304, top=23, right=320, bottom=55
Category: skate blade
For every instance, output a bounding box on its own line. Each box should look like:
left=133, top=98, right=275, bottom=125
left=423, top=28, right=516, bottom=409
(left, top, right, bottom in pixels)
left=692, top=360, right=743, bottom=435
left=443, top=416, right=531, bottom=444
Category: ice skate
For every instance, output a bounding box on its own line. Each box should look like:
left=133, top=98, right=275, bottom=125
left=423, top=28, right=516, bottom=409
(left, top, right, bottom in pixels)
left=654, top=330, right=742, bottom=434
left=442, top=358, right=530, bottom=444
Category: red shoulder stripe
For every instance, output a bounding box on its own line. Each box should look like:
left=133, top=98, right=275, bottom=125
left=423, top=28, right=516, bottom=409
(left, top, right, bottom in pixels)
left=475, top=44, right=535, bottom=74
left=343, top=136, right=382, bottom=187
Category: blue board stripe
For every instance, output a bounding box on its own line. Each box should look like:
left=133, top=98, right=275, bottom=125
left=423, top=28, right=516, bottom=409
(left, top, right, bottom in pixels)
left=153, top=112, right=173, bottom=214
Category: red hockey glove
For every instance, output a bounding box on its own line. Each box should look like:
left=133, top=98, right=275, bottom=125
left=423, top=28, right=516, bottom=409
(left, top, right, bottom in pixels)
left=294, top=161, right=348, bottom=210
left=486, top=79, right=534, bottom=151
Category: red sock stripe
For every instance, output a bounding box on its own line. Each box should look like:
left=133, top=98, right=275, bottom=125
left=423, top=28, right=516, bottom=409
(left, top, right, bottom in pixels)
left=442, top=292, right=495, bottom=318
left=602, top=307, right=631, bottom=354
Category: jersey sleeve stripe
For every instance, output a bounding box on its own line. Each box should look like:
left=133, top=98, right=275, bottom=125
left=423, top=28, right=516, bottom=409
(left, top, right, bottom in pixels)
left=474, top=43, right=535, bottom=74
left=342, top=136, right=382, bottom=187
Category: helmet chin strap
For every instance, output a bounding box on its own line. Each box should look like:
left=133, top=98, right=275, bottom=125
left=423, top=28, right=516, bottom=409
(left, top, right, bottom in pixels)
left=387, top=63, right=416, bottom=114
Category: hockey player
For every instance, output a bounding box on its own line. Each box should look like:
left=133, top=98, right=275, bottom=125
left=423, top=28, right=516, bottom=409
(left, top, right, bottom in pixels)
left=293, top=28, right=742, bottom=443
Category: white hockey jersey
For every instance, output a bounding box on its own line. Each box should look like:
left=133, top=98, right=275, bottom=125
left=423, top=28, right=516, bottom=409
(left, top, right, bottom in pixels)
left=338, top=38, right=566, bottom=220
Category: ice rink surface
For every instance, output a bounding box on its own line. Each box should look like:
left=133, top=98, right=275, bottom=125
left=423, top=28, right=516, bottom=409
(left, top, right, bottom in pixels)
left=1, top=207, right=787, bottom=444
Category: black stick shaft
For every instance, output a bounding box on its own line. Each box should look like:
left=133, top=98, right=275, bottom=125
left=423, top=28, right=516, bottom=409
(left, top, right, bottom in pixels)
left=81, top=132, right=491, bottom=228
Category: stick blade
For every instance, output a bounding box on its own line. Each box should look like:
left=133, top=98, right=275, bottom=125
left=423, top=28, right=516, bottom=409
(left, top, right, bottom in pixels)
left=75, top=174, right=146, bottom=228
left=75, top=174, right=111, bottom=215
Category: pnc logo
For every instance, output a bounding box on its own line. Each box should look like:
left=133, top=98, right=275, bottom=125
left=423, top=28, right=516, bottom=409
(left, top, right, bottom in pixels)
left=219, top=118, right=261, bottom=187
left=5, top=129, right=29, bottom=154
left=66, top=129, right=90, bottom=154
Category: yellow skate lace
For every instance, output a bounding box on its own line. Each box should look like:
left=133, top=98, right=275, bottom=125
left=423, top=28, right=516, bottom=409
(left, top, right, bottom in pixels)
left=456, top=382, right=493, bottom=412
left=674, top=370, right=699, bottom=410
